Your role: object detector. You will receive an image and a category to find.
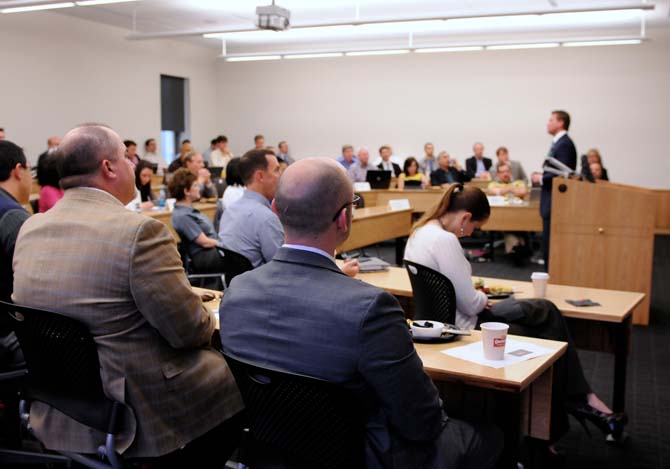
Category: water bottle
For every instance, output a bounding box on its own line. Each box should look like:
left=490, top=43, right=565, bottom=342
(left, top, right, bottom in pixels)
left=158, top=186, right=167, bottom=208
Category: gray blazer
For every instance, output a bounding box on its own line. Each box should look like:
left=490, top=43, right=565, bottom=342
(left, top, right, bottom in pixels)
left=219, top=247, right=449, bottom=468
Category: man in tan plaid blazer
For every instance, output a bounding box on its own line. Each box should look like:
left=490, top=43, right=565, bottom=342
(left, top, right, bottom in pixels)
left=12, top=124, right=244, bottom=464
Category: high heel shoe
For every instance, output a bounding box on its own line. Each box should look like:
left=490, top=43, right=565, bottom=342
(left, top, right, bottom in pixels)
left=566, top=400, right=628, bottom=443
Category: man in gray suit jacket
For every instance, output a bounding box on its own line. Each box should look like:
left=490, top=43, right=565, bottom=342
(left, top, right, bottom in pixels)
left=13, top=124, right=243, bottom=465
left=219, top=158, right=501, bottom=468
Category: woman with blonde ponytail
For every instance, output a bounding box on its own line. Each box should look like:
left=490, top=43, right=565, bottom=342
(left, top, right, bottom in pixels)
left=405, top=183, right=628, bottom=449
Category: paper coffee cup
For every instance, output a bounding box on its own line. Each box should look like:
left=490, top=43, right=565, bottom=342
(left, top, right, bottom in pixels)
left=531, top=272, right=549, bottom=298
left=166, top=198, right=176, bottom=212
left=480, top=322, right=509, bottom=360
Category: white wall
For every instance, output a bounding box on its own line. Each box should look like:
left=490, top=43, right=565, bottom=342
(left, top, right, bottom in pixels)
left=217, top=28, right=670, bottom=189
left=0, top=12, right=219, bottom=164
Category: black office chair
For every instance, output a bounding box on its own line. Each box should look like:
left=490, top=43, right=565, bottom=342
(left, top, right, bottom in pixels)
left=222, top=352, right=366, bottom=469
left=217, top=248, right=253, bottom=288
left=404, top=260, right=457, bottom=325
left=177, top=241, right=225, bottom=290
left=0, top=301, right=124, bottom=469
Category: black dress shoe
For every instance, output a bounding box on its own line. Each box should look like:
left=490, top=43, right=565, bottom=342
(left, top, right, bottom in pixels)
left=566, top=400, right=628, bottom=443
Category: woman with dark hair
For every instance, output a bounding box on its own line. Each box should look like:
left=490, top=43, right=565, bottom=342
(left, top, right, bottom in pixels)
left=37, top=153, right=63, bottom=212
left=397, top=156, right=428, bottom=189
left=404, top=183, right=628, bottom=450
left=135, top=160, right=155, bottom=210
left=169, top=168, right=225, bottom=278
left=222, top=157, right=244, bottom=210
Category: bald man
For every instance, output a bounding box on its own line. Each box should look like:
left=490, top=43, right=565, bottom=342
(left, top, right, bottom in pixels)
left=13, top=124, right=243, bottom=464
left=220, top=158, right=502, bottom=469
left=347, top=146, right=376, bottom=183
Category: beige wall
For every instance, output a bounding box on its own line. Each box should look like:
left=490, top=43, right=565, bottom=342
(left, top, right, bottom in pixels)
left=217, top=28, right=670, bottom=189
left=0, top=12, right=219, bottom=164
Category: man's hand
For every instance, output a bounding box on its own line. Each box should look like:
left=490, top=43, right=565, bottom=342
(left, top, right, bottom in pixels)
left=341, top=258, right=360, bottom=277
left=198, top=168, right=212, bottom=184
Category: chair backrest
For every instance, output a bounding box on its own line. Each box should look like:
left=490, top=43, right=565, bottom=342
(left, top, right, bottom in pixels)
left=222, top=352, right=366, bottom=469
left=218, top=248, right=253, bottom=285
left=404, top=260, right=457, bottom=325
left=0, top=301, right=122, bottom=434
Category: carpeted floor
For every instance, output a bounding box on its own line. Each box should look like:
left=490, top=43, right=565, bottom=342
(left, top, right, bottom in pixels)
left=371, top=234, right=670, bottom=468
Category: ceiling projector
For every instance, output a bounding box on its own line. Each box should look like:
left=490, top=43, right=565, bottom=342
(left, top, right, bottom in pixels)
left=256, top=2, right=291, bottom=31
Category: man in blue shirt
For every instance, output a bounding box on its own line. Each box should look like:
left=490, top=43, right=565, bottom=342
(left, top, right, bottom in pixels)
left=336, top=144, right=358, bottom=170
left=218, top=149, right=284, bottom=267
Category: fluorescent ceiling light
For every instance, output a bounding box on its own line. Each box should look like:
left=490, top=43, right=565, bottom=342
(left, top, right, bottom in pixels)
left=415, top=46, right=484, bottom=53
left=346, top=49, right=409, bottom=57
left=76, top=0, right=138, bottom=6
left=563, top=39, right=641, bottom=47
left=1, top=2, right=74, bottom=13
left=284, top=52, right=343, bottom=59
left=487, top=43, right=560, bottom=50
left=225, top=55, right=282, bottom=62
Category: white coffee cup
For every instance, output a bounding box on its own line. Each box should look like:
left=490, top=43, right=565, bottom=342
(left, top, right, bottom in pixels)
left=531, top=272, right=550, bottom=298
left=166, top=198, right=177, bottom=212
left=480, top=322, right=509, bottom=360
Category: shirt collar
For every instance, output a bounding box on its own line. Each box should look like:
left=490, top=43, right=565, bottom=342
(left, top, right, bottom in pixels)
left=553, top=130, right=567, bottom=143
left=282, top=244, right=336, bottom=263
left=242, top=188, right=272, bottom=208
left=0, top=187, right=19, bottom=204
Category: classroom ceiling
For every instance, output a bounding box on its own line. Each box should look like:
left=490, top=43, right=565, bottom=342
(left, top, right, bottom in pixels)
left=4, top=0, right=669, bottom=54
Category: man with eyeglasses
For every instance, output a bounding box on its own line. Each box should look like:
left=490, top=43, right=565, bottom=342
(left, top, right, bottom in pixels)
left=220, top=158, right=502, bottom=468
left=0, top=140, right=32, bottom=368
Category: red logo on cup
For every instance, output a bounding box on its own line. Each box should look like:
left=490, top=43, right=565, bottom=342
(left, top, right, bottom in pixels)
left=493, top=338, right=506, bottom=348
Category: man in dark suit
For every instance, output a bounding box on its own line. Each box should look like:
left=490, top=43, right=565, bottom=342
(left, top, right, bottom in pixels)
left=541, top=110, right=577, bottom=268
left=430, top=151, right=470, bottom=187
left=377, top=144, right=401, bottom=177
left=219, top=158, right=502, bottom=469
left=464, top=142, right=492, bottom=180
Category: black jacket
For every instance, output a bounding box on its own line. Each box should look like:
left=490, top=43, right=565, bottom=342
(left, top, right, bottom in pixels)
left=465, top=156, right=492, bottom=180
left=541, top=134, right=577, bottom=218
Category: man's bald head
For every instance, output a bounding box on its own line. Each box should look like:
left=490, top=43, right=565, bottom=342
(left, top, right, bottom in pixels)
left=275, top=158, right=352, bottom=238
left=57, top=123, right=123, bottom=190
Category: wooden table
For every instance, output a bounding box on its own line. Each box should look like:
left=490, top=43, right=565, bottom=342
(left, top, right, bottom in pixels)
left=195, top=285, right=566, bottom=463
left=143, top=202, right=217, bottom=240
left=360, top=189, right=542, bottom=232
left=343, top=263, right=644, bottom=413
left=337, top=206, right=413, bottom=264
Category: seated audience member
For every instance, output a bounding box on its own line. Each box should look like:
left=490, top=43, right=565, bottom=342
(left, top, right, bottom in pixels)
left=430, top=151, right=469, bottom=187
left=124, top=139, right=141, bottom=167
left=37, top=152, right=64, bottom=212
left=404, top=184, right=628, bottom=447
left=490, top=146, right=527, bottom=184
left=487, top=163, right=529, bottom=263
left=142, top=138, right=168, bottom=175
left=12, top=124, right=243, bottom=464
left=420, top=142, right=438, bottom=175
left=202, top=138, right=216, bottom=163
left=219, top=158, right=502, bottom=468
left=465, top=142, right=492, bottom=180
left=254, top=134, right=265, bottom=150
left=135, top=160, right=156, bottom=210
left=377, top=145, right=402, bottom=177
left=277, top=140, right=294, bottom=165
left=170, top=168, right=225, bottom=275
left=397, top=156, right=428, bottom=190
left=209, top=135, right=233, bottom=170
left=167, top=140, right=194, bottom=173
left=36, top=136, right=60, bottom=182
left=219, top=148, right=283, bottom=268
left=0, top=140, right=31, bottom=368
left=487, top=163, right=528, bottom=198
left=221, top=157, right=244, bottom=211
left=590, top=161, right=606, bottom=181
left=0, top=128, right=5, bottom=140
left=347, top=147, right=375, bottom=183
left=184, top=152, right=218, bottom=199
left=585, top=148, right=609, bottom=181
left=337, top=144, right=358, bottom=170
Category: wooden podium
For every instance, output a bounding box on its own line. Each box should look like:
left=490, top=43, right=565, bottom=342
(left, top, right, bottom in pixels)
left=549, top=178, right=656, bottom=325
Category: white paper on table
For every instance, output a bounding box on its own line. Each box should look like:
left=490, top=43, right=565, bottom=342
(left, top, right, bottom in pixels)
left=441, top=339, right=555, bottom=369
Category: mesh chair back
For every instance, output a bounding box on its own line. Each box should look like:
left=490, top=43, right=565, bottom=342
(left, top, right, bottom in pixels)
left=404, top=260, right=457, bottom=324
left=0, top=301, right=122, bottom=434
left=223, top=353, right=366, bottom=469
left=218, top=248, right=253, bottom=285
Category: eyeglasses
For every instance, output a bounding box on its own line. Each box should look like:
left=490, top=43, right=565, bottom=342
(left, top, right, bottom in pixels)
left=331, top=194, right=361, bottom=222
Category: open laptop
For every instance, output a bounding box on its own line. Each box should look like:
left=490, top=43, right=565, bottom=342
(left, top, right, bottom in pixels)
left=403, top=180, right=423, bottom=190
left=365, top=170, right=392, bottom=189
